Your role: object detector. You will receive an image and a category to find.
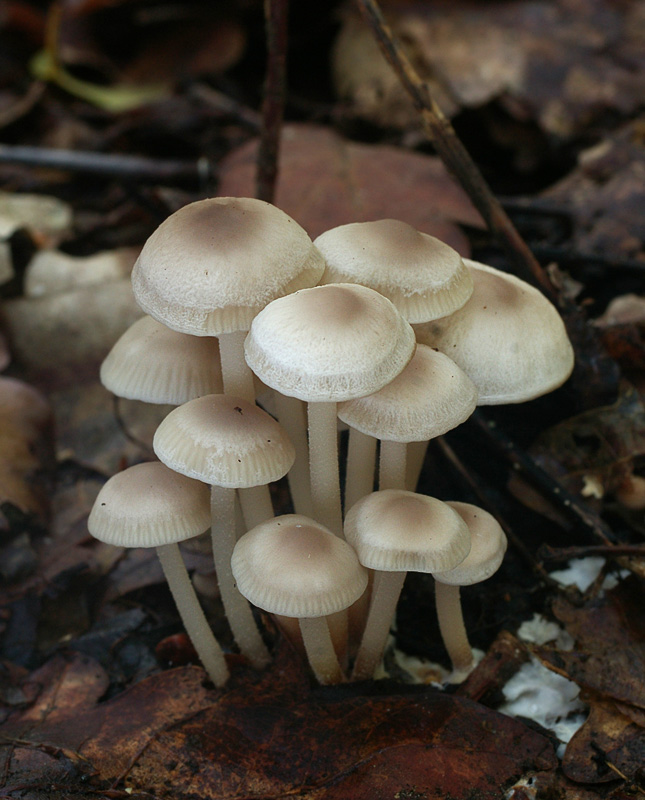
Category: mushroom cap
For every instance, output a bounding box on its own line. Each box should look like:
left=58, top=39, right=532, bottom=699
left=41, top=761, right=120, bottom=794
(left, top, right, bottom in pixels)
left=131, top=197, right=325, bottom=336
left=244, top=283, right=416, bottom=402
left=88, top=461, right=211, bottom=548
left=100, top=315, right=222, bottom=404
left=231, top=514, right=368, bottom=617
left=344, top=490, right=471, bottom=573
left=315, top=219, right=474, bottom=322
left=337, top=343, right=477, bottom=442
left=153, top=394, right=295, bottom=488
left=414, top=260, right=575, bottom=405
left=433, top=501, right=507, bottom=585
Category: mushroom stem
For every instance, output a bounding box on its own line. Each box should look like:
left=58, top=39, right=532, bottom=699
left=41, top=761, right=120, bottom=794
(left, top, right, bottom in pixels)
left=239, top=484, right=275, bottom=529
left=379, top=439, right=407, bottom=490
left=308, top=400, right=343, bottom=536
left=299, top=616, right=345, bottom=684
left=155, top=542, right=229, bottom=686
left=344, top=428, right=377, bottom=511
left=219, top=330, right=256, bottom=402
left=434, top=580, right=474, bottom=681
left=406, top=439, right=429, bottom=490
left=210, top=485, right=271, bottom=668
left=351, top=569, right=406, bottom=681
left=274, top=392, right=313, bottom=516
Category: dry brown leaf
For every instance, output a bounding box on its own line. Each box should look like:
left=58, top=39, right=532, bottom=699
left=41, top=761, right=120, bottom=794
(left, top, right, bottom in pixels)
left=218, top=124, right=483, bottom=249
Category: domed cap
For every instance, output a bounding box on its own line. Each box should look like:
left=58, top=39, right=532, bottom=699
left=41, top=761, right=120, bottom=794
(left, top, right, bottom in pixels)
left=244, top=283, right=416, bottom=402
left=414, top=260, right=575, bottom=405
left=344, top=489, right=471, bottom=573
left=231, top=514, right=368, bottom=617
left=434, top=501, right=507, bottom=585
left=153, top=394, right=295, bottom=488
left=132, top=197, right=325, bottom=336
left=337, top=343, right=477, bottom=442
left=315, top=219, right=473, bottom=322
left=88, top=461, right=211, bottom=548
left=100, top=315, right=222, bottom=404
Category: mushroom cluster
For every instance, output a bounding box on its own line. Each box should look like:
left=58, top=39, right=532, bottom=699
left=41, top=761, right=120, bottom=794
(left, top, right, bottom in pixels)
left=89, top=201, right=574, bottom=686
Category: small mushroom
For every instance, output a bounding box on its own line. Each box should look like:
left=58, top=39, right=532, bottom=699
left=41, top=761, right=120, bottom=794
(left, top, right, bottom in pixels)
left=433, top=501, right=507, bottom=682
left=344, top=489, right=471, bottom=681
left=88, top=461, right=229, bottom=687
left=231, top=514, right=368, bottom=684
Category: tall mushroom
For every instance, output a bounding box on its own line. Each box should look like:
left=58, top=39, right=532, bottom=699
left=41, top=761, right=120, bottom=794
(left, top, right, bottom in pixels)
left=414, top=260, right=575, bottom=405
left=88, top=461, right=229, bottom=687
left=131, top=197, right=325, bottom=402
left=153, top=394, right=295, bottom=668
left=245, top=283, right=416, bottom=535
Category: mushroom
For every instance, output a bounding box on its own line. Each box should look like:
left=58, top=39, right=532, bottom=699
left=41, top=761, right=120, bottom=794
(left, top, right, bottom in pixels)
left=414, top=260, right=575, bottom=405
left=231, top=514, right=368, bottom=684
left=87, top=461, right=229, bottom=687
left=315, top=219, right=474, bottom=322
left=131, top=197, right=325, bottom=401
left=338, top=343, right=477, bottom=501
left=344, top=489, right=471, bottom=681
left=245, top=283, right=416, bottom=535
left=433, top=501, right=507, bottom=682
left=100, top=315, right=222, bottom=404
left=153, top=394, right=295, bottom=668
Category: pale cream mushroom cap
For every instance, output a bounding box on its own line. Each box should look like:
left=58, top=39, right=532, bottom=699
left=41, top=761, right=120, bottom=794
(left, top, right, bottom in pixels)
left=315, top=219, right=473, bottom=322
left=337, top=343, right=477, bottom=442
left=100, top=315, right=222, bottom=404
left=344, top=490, right=471, bottom=573
left=132, top=197, right=325, bottom=335
left=244, top=283, right=416, bottom=402
left=434, top=501, right=507, bottom=585
left=414, top=260, right=575, bottom=405
left=231, top=514, right=368, bottom=617
left=153, top=394, right=295, bottom=488
left=88, top=461, right=210, bottom=548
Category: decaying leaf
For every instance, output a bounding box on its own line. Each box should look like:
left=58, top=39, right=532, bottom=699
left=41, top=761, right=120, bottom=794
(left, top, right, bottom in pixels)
left=333, top=1, right=645, bottom=142
left=0, top=191, right=73, bottom=243
left=543, top=120, right=645, bottom=261
left=0, top=648, right=557, bottom=799
left=527, top=384, right=645, bottom=501
left=218, top=124, right=483, bottom=249
left=0, top=376, right=53, bottom=527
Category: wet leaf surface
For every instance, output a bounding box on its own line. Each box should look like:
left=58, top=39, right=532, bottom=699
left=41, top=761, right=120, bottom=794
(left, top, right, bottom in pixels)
left=0, top=648, right=557, bottom=800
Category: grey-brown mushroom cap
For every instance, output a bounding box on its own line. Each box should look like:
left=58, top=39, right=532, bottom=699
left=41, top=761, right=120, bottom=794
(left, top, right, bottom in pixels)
left=337, top=344, right=477, bottom=442
left=433, top=501, right=507, bottom=585
left=414, top=260, right=575, bottom=405
left=153, top=394, right=295, bottom=488
left=244, top=283, right=416, bottom=402
left=100, top=315, right=222, bottom=404
left=231, top=514, right=368, bottom=617
left=88, top=461, right=211, bottom=548
left=131, top=197, right=325, bottom=336
left=344, top=490, right=471, bottom=573
left=315, top=219, right=474, bottom=323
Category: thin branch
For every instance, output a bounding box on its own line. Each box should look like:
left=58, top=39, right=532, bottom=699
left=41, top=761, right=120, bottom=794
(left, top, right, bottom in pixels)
left=256, top=0, right=289, bottom=203
left=0, top=144, right=210, bottom=187
left=355, top=0, right=555, bottom=299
